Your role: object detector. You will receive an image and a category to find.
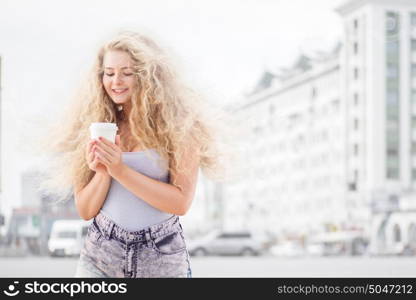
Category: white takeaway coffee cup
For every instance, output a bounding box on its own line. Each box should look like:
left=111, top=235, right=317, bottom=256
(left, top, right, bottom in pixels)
left=89, top=122, right=118, bottom=143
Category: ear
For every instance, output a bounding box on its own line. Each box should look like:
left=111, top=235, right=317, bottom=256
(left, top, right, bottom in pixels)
left=115, top=134, right=121, bottom=146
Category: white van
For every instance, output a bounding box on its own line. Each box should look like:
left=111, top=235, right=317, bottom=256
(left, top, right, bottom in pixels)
left=48, top=219, right=92, bottom=257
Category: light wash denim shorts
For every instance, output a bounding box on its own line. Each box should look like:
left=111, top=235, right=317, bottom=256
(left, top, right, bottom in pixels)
left=74, top=212, right=192, bottom=278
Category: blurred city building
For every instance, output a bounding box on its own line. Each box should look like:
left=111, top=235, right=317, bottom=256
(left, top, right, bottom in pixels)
left=226, top=0, right=416, bottom=255
left=0, top=56, right=4, bottom=238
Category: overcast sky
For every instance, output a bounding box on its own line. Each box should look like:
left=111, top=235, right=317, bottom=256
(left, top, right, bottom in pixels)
left=1, top=0, right=344, bottom=107
left=0, top=0, right=344, bottom=170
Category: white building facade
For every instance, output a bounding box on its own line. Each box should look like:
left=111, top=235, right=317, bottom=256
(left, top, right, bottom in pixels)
left=225, top=0, right=416, bottom=252
left=337, top=0, right=416, bottom=254
left=225, top=50, right=347, bottom=238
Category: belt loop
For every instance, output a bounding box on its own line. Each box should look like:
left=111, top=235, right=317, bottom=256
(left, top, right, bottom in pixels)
left=104, top=223, right=114, bottom=240
left=145, top=229, right=152, bottom=247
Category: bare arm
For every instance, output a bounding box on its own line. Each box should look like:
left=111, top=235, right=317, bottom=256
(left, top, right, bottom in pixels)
left=111, top=163, right=198, bottom=216
left=74, top=138, right=112, bottom=220
left=74, top=172, right=111, bottom=220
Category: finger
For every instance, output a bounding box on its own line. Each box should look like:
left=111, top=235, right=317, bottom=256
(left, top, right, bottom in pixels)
left=96, top=140, right=117, bottom=156
left=91, top=155, right=99, bottom=168
left=98, top=137, right=118, bottom=151
left=96, top=152, right=111, bottom=165
left=87, top=151, right=94, bottom=164
left=95, top=145, right=114, bottom=162
left=86, top=139, right=95, bottom=156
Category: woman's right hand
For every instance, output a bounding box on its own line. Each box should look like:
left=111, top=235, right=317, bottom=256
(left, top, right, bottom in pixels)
left=86, top=139, right=108, bottom=175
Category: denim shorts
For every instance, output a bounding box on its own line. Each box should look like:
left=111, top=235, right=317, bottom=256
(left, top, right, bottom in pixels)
left=74, top=212, right=192, bottom=278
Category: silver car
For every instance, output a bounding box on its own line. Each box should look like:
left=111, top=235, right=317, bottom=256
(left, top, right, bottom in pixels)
left=187, top=230, right=268, bottom=256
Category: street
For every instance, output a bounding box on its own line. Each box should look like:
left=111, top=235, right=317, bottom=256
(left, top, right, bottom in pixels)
left=0, top=256, right=415, bottom=277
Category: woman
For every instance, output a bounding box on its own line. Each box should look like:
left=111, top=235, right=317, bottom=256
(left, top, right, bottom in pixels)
left=38, top=30, right=235, bottom=278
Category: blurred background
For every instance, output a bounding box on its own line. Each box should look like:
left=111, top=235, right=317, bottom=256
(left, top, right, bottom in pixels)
left=1, top=0, right=416, bottom=277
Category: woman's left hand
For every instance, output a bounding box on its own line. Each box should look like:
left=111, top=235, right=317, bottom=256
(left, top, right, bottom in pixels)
left=94, top=135, right=125, bottom=177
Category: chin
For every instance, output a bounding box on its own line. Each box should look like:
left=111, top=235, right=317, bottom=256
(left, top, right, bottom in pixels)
left=113, top=99, right=129, bottom=104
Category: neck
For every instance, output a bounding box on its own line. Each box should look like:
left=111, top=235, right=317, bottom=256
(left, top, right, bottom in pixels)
left=123, top=102, right=132, bottom=117
left=118, top=102, right=132, bottom=123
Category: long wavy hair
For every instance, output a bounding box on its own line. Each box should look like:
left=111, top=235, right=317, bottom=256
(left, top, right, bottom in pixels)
left=36, top=30, right=243, bottom=204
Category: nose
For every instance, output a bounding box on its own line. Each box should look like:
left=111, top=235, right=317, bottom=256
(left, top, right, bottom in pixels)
left=113, top=73, right=123, bottom=85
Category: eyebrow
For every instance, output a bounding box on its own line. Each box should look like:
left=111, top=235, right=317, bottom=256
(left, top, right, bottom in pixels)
left=104, top=67, right=132, bottom=70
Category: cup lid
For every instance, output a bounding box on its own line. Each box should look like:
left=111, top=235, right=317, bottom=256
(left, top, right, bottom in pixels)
left=89, top=122, right=118, bottom=130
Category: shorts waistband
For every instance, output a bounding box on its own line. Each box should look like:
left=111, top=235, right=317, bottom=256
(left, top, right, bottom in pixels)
left=93, top=211, right=182, bottom=244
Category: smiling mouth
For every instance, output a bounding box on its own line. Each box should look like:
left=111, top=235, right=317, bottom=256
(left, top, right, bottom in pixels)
left=112, top=88, right=128, bottom=95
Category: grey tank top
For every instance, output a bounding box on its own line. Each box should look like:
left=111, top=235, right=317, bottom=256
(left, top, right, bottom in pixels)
left=100, top=149, right=174, bottom=231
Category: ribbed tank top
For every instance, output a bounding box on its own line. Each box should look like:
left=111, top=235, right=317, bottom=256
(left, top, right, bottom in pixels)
left=100, top=149, right=174, bottom=231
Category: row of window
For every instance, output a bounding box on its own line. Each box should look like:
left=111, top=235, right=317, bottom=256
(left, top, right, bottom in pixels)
left=255, top=178, right=343, bottom=195
left=411, top=12, right=416, bottom=180
left=385, top=12, right=416, bottom=180
left=386, top=11, right=401, bottom=180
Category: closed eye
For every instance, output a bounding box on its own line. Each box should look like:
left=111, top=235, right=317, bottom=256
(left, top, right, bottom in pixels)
left=104, top=73, right=133, bottom=76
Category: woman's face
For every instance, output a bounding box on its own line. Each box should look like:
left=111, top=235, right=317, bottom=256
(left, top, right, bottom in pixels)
left=102, top=50, right=137, bottom=106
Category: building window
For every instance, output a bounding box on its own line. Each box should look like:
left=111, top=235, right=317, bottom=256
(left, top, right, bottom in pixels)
left=353, top=42, right=358, bottom=55
left=386, top=11, right=399, bottom=38
left=411, top=116, right=416, bottom=128
left=354, top=118, right=359, bottom=130
left=411, top=90, right=416, bottom=103
left=411, top=16, right=416, bottom=182
left=354, top=93, right=359, bottom=106
left=386, top=91, right=399, bottom=108
left=386, top=11, right=400, bottom=180
left=386, top=42, right=399, bottom=62
left=387, top=154, right=399, bottom=177
left=387, top=168, right=399, bottom=179
left=412, top=40, right=416, bottom=52
left=354, top=18, right=359, bottom=31
left=348, top=182, right=357, bottom=191
left=387, top=148, right=398, bottom=156
left=411, top=12, right=416, bottom=27
left=387, top=63, right=399, bottom=78
left=354, top=144, right=359, bottom=156
left=353, top=67, right=359, bottom=80
left=393, top=224, right=401, bottom=243
left=311, top=87, right=317, bottom=98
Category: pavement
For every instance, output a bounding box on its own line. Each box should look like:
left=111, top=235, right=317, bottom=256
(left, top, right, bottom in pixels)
left=0, top=255, right=415, bottom=277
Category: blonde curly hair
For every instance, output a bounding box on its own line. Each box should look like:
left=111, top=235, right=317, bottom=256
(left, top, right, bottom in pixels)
left=35, top=30, right=242, bottom=203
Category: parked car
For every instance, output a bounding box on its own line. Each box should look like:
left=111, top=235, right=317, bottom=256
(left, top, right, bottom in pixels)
left=48, top=219, right=91, bottom=257
left=187, top=230, right=269, bottom=256
left=400, top=243, right=416, bottom=256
